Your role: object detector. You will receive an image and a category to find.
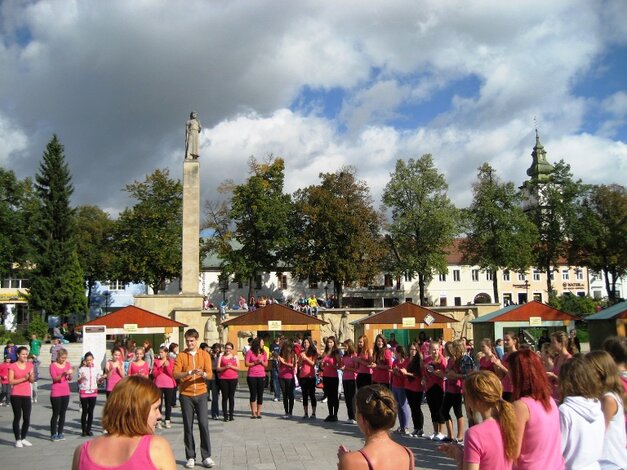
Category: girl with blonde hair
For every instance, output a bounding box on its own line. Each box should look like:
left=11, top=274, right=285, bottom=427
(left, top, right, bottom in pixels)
left=441, top=340, right=466, bottom=442
left=439, top=370, right=518, bottom=469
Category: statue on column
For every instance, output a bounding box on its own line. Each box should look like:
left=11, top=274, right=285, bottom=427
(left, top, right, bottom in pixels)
left=185, top=111, right=202, bottom=160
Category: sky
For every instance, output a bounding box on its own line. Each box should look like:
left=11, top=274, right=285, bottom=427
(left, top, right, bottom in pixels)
left=1, top=0, right=626, bottom=217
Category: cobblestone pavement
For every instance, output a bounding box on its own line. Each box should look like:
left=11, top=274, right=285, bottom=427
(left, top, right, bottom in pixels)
left=0, top=369, right=457, bottom=469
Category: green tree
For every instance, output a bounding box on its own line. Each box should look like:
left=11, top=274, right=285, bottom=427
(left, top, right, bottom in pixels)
left=75, top=205, right=115, bottom=307
left=205, top=157, right=292, bottom=300
left=382, top=155, right=459, bottom=306
left=0, top=169, right=30, bottom=277
left=525, top=160, right=583, bottom=294
left=28, top=135, right=87, bottom=318
left=569, top=184, right=627, bottom=303
left=290, top=167, right=384, bottom=306
left=112, top=169, right=182, bottom=294
left=461, top=163, right=538, bottom=303
left=548, top=293, right=597, bottom=316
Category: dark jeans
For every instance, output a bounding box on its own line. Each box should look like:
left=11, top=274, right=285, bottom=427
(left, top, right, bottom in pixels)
left=323, top=376, right=339, bottom=417
left=426, top=385, right=445, bottom=425
left=271, top=366, right=281, bottom=400
left=219, top=378, right=237, bottom=418
left=180, top=393, right=211, bottom=461
left=80, top=396, right=97, bottom=433
left=210, top=377, right=220, bottom=417
left=441, top=392, right=463, bottom=420
left=299, top=376, right=317, bottom=410
left=247, top=376, right=265, bottom=404
left=406, top=389, right=424, bottom=431
left=50, top=395, right=70, bottom=436
left=11, top=395, right=32, bottom=440
left=343, top=380, right=356, bottom=420
left=159, top=387, right=176, bottom=421
left=356, top=373, right=372, bottom=389
left=279, top=378, right=295, bottom=415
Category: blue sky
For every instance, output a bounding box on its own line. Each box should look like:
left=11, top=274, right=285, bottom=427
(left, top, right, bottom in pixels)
left=0, top=0, right=625, bottom=214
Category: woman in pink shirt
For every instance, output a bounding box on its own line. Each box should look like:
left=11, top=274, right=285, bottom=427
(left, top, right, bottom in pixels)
left=9, top=346, right=34, bottom=447
left=510, top=348, right=565, bottom=470
left=372, top=334, right=393, bottom=387
left=245, top=337, right=268, bottom=418
left=498, top=332, right=518, bottom=402
left=322, top=336, right=341, bottom=422
left=49, top=347, right=73, bottom=441
left=152, top=346, right=177, bottom=429
left=278, top=340, right=297, bottom=419
left=104, top=347, right=126, bottom=397
left=424, top=340, right=448, bottom=441
left=341, top=339, right=358, bottom=424
left=391, top=345, right=411, bottom=435
left=438, top=370, right=518, bottom=470
left=298, top=336, right=319, bottom=419
left=547, top=331, right=572, bottom=400
left=129, top=347, right=150, bottom=377
left=354, top=335, right=373, bottom=389
left=442, top=340, right=465, bottom=442
left=217, top=342, right=239, bottom=422
left=479, top=338, right=503, bottom=374
left=402, top=343, right=425, bottom=437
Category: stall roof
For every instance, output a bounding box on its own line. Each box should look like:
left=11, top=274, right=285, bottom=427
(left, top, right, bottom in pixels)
left=221, top=303, right=327, bottom=326
left=586, top=301, right=627, bottom=321
left=353, top=302, right=457, bottom=325
left=81, top=305, right=187, bottom=328
left=471, top=301, right=576, bottom=323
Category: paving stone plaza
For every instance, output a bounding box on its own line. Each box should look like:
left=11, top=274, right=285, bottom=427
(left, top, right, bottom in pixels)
left=0, top=367, right=457, bottom=469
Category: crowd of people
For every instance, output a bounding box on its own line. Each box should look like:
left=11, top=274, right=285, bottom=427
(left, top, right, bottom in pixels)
left=2, top=329, right=627, bottom=469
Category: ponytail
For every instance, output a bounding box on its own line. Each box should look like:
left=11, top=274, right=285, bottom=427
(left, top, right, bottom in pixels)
left=495, top=398, right=517, bottom=461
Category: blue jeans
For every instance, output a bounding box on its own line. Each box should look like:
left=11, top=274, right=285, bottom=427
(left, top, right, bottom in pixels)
left=271, top=367, right=281, bottom=400
left=392, top=386, right=411, bottom=429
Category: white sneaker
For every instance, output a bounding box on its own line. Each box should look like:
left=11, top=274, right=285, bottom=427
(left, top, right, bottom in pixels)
left=321, top=397, right=328, bottom=403
left=165, top=420, right=172, bottom=429
left=202, top=457, right=215, bottom=468
left=428, top=432, right=437, bottom=440
left=185, top=458, right=195, bottom=468
left=15, top=440, right=23, bottom=448
left=346, top=419, right=357, bottom=424
left=433, top=432, right=447, bottom=441
left=21, top=439, right=33, bottom=446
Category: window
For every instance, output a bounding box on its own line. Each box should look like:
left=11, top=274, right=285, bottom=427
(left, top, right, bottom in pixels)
left=439, top=296, right=447, bottom=307
left=101, top=280, right=126, bottom=291
left=549, top=270, right=555, bottom=281
left=404, top=272, right=413, bottom=282
left=576, top=269, right=584, bottom=280
left=405, top=297, right=413, bottom=303
left=518, top=272, right=526, bottom=281
left=279, top=274, right=287, bottom=290
left=590, top=270, right=601, bottom=281
left=593, top=290, right=602, bottom=299
left=453, top=270, right=461, bottom=282
left=503, top=270, right=510, bottom=281
left=438, top=273, right=447, bottom=282
left=533, top=293, right=542, bottom=302
left=384, top=274, right=393, bottom=287
left=486, top=270, right=494, bottom=281
left=503, top=293, right=513, bottom=305
left=308, top=279, right=318, bottom=289
left=1, top=278, right=29, bottom=289
left=472, top=269, right=479, bottom=281
left=533, top=269, right=541, bottom=281
left=454, top=297, right=462, bottom=306
left=562, top=269, right=570, bottom=281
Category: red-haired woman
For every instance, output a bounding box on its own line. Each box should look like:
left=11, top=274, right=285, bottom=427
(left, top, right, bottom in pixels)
left=509, top=348, right=564, bottom=469
left=371, top=334, right=393, bottom=388
left=354, top=335, right=373, bottom=389
left=547, top=331, right=572, bottom=400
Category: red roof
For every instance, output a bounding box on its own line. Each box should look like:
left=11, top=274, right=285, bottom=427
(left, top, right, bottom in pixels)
left=81, top=306, right=187, bottom=328
left=474, top=301, right=577, bottom=323
left=356, top=302, right=457, bottom=324
left=222, top=303, right=327, bottom=326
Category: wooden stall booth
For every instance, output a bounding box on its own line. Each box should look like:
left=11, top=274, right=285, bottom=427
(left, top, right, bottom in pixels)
left=352, top=302, right=458, bottom=348
left=470, top=300, right=577, bottom=346
left=221, top=303, right=327, bottom=355
left=587, top=301, right=627, bottom=350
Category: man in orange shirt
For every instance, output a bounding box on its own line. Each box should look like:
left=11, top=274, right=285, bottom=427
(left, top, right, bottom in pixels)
left=174, top=329, right=215, bottom=469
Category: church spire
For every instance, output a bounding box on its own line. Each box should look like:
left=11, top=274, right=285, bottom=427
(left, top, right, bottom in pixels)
left=526, top=128, right=554, bottom=182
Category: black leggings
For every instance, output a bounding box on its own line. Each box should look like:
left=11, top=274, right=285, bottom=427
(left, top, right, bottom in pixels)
left=50, top=395, right=70, bottom=436
left=343, top=380, right=356, bottom=420
left=159, top=387, right=176, bottom=421
left=441, top=392, right=463, bottom=420
left=80, top=396, right=97, bottom=433
left=323, top=376, right=339, bottom=417
left=356, top=373, right=372, bottom=389
left=11, top=395, right=31, bottom=440
left=299, top=376, right=317, bottom=410
left=279, top=378, right=295, bottom=415
left=247, top=376, right=265, bottom=404
left=426, top=385, right=445, bottom=425
left=406, top=389, right=424, bottom=431
left=220, top=378, right=237, bottom=417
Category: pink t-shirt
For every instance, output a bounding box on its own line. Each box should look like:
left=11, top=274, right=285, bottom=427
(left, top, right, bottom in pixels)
left=129, top=361, right=150, bottom=377
left=403, top=357, right=423, bottom=392
left=79, top=434, right=158, bottom=470
left=501, top=354, right=513, bottom=393
left=356, top=351, right=373, bottom=375
left=424, top=356, right=447, bottom=391
left=106, top=361, right=125, bottom=392
left=298, top=354, right=316, bottom=378
left=515, top=397, right=565, bottom=470
left=218, top=355, right=239, bottom=380
left=391, top=358, right=406, bottom=388
left=152, top=358, right=176, bottom=388
left=246, top=350, right=267, bottom=377
left=465, top=418, right=513, bottom=470
left=444, top=360, right=463, bottom=394
left=322, top=355, right=339, bottom=378
left=50, top=361, right=72, bottom=398
left=342, top=354, right=357, bottom=381
left=372, top=348, right=393, bottom=384
left=479, top=356, right=497, bottom=373
left=9, top=362, right=33, bottom=396
left=278, top=358, right=295, bottom=380
left=551, top=353, right=572, bottom=400
left=0, top=362, right=9, bottom=384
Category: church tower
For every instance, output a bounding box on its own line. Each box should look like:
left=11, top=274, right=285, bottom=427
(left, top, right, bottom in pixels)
left=521, top=129, right=555, bottom=211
